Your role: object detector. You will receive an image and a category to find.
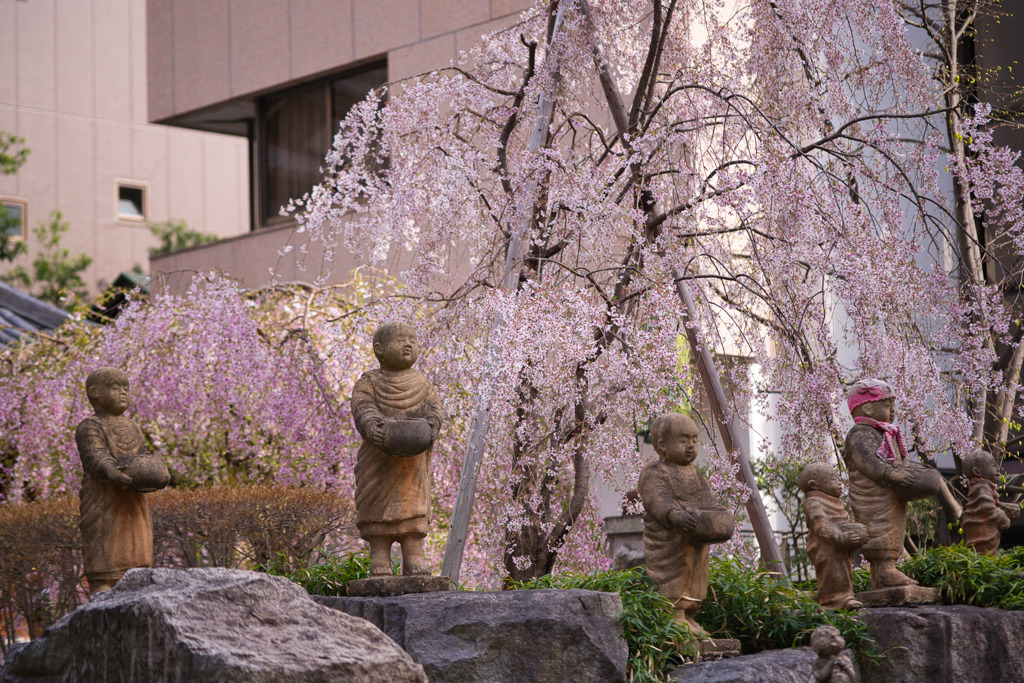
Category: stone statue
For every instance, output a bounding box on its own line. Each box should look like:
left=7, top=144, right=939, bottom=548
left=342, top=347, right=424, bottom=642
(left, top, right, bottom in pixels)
left=799, top=462, right=868, bottom=610
left=843, top=379, right=962, bottom=590
left=961, top=449, right=1020, bottom=555
left=638, top=412, right=734, bottom=634
left=352, top=321, right=443, bottom=577
left=76, top=367, right=170, bottom=595
left=809, top=625, right=856, bottom=683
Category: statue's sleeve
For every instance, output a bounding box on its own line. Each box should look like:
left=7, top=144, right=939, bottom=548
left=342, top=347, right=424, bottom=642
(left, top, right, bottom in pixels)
left=422, top=381, right=444, bottom=436
left=351, top=372, right=384, bottom=441
left=75, top=419, right=119, bottom=481
left=805, top=496, right=843, bottom=543
left=638, top=465, right=678, bottom=527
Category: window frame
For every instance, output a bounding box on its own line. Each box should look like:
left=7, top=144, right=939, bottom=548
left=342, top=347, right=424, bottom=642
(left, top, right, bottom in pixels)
left=255, top=60, right=387, bottom=229
left=114, top=180, right=149, bottom=223
left=1, top=197, right=28, bottom=241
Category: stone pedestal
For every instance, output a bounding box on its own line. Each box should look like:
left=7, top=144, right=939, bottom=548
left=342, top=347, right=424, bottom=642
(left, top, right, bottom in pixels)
left=348, top=575, right=451, bottom=597
left=604, top=514, right=645, bottom=570
left=854, top=584, right=940, bottom=607
left=699, top=638, right=741, bottom=660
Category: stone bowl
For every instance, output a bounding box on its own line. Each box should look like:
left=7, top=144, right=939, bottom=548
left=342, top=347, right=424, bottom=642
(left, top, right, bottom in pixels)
left=381, top=418, right=434, bottom=457
left=690, top=505, right=735, bottom=544
left=118, top=453, right=171, bottom=493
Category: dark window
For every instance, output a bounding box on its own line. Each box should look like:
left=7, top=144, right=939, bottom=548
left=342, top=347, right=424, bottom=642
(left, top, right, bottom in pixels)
left=1, top=200, right=25, bottom=239
left=117, top=184, right=146, bottom=221
left=259, top=62, right=387, bottom=227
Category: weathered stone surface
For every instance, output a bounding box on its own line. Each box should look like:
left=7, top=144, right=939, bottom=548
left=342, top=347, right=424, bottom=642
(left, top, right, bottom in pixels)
left=855, top=584, right=940, bottom=607
left=860, top=605, right=1024, bottom=683
left=698, top=638, right=741, bottom=659
left=348, top=574, right=451, bottom=596
left=0, top=568, right=427, bottom=683
left=315, top=588, right=628, bottom=683
left=670, top=647, right=861, bottom=682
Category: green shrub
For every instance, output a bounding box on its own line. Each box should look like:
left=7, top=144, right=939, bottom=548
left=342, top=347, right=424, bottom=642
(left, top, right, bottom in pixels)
left=262, top=549, right=400, bottom=596
left=902, top=544, right=1024, bottom=610
left=696, top=560, right=875, bottom=658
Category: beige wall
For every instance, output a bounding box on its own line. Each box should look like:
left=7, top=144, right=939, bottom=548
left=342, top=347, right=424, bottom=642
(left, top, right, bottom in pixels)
left=149, top=218, right=365, bottom=293
left=147, top=0, right=531, bottom=292
left=148, top=0, right=533, bottom=122
left=0, top=0, right=249, bottom=294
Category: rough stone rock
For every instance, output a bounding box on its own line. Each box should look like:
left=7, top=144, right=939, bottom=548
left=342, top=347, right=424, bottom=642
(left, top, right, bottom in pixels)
left=669, top=647, right=861, bottom=683
left=860, top=605, right=1024, bottom=683
left=0, top=568, right=426, bottom=683
left=315, top=588, right=628, bottom=683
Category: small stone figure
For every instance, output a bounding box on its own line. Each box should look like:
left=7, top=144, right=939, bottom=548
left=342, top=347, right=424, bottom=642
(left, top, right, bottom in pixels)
left=843, top=379, right=962, bottom=590
left=961, top=449, right=1020, bottom=555
left=798, top=462, right=868, bottom=610
left=352, top=321, right=443, bottom=576
left=638, top=413, right=734, bottom=634
left=76, top=367, right=169, bottom=595
left=809, top=625, right=856, bottom=683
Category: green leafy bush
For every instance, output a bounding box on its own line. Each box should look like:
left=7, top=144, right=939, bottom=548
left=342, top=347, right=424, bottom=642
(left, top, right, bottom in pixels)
left=512, top=567, right=697, bottom=683
left=697, top=560, right=875, bottom=658
left=262, top=549, right=400, bottom=596
left=902, top=544, right=1024, bottom=610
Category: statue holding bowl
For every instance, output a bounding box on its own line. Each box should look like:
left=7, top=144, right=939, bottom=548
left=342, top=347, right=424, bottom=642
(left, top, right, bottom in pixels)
left=76, top=367, right=170, bottom=595
left=352, top=321, right=443, bottom=576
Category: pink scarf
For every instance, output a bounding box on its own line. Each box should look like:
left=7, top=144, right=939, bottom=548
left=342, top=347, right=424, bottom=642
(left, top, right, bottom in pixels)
left=853, top=415, right=908, bottom=465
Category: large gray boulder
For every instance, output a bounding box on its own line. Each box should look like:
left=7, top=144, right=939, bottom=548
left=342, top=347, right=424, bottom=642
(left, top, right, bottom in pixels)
left=860, top=605, right=1024, bottom=683
left=0, top=568, right=426, bottom=683
left=315, top=588, right=628, bottom=682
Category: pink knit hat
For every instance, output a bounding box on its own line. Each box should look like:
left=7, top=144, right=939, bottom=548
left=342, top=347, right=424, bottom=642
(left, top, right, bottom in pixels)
left=847, top=379, right=894, bottom=413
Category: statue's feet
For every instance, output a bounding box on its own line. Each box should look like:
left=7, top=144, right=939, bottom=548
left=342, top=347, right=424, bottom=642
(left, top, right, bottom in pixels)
left=369, top=559, right=393, bottom=576
left=870, top=564, right=918, bottom=590
left=841, top=597, right=864, bottom=610
left=402, top=561, right=431, bottom=576
left=674, top=612, right=708, bottom=637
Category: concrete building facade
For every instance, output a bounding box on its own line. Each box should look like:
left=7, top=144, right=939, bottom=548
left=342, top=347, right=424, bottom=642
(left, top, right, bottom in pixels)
left=146, top=0, right=531, bottom=290
left=0, top=0, right=249, bottom=294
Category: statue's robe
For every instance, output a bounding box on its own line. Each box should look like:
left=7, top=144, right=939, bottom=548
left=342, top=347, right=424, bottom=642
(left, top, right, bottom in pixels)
left=76, top=415, right=152, bottom=582
left=638, top=461, right=716, bottom=608
left=351, top=367, right=443, bottom=540
left=804, top=490, right=859, bottom=609
left=844, top=423, right=945, bottom=561
left=962, top=477, right=1010, bottom=555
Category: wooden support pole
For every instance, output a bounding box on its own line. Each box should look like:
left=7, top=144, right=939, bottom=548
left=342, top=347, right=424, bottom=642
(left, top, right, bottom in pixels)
left=441, top=2, right=569, bottom=582
left=579, top=0, right=784, bottom=573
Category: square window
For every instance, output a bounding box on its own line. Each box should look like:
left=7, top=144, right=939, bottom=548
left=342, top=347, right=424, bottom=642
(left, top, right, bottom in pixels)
left=117, top=184, right=146, bottom=221
left=1, top=199, right=26, bottom=239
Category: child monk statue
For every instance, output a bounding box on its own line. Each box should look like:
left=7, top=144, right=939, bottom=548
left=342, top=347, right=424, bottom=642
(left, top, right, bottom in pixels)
left=961, top=449, right=1020, bottom=555
left=638, top=412, right=734, bottom=634
left=843, top=379, right=962, bottom=590
left=76, top=367, right=169, bottom=595
left=352, top=321, right=443, bottom=576
left=798, top=462, right=868, bottom=609
left=810, top=625, right=857, bottom=683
